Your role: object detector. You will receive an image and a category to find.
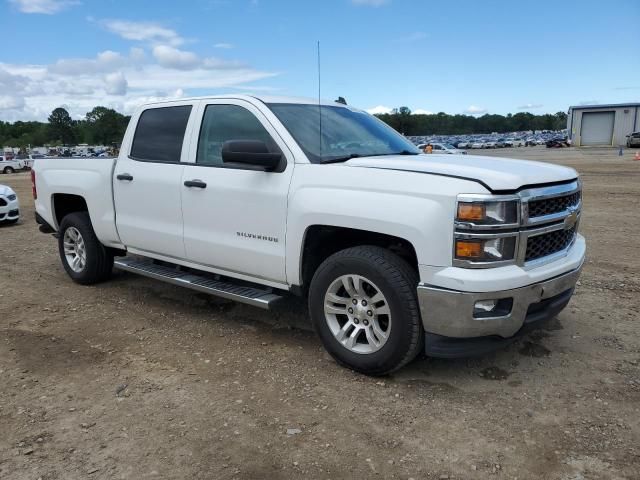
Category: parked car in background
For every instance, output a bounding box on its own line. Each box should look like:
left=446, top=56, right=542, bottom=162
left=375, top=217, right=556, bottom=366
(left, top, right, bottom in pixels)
left=507, top=138, right=525, bottom=147
left=16, top=154, right=46, bottom=170
left=470, top=140, right=485, bottom=149
left=546, top=137, right=570, bottom=148
left=431, top=143, right=467, bottom=154
left=484, top=140, right=497, bottom=149
left=0, top=184, right=20, bottom=224
left=626, top=132, right=640, bottom=148
left=417, top=143, right=467, bottom=155
left=0, top=156, right=25, bottom=174
left=455, top=140, right=470, bottom=149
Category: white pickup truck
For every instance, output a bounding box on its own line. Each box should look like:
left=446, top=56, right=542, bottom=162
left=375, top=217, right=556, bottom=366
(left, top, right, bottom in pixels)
left=33, top=95, right=585, bottom=375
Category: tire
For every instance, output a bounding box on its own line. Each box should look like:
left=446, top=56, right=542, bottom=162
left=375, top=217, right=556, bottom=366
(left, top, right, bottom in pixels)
left=58, top=212, right=113, bottom=285
left=3, top=167, right=15, bottom=174
left=308, top=246, right=423, bottom=375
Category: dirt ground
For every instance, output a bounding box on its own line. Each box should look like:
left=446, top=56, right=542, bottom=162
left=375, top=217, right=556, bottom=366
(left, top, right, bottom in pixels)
left=1, top=146, right=639, bottom=480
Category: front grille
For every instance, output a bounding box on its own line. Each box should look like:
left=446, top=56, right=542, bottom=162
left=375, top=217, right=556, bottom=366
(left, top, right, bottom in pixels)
left=526, top=227, right=576, bottom=262
left=528, top=191, right=580, bottom=218
left=0, top=198, right=6, bottom=207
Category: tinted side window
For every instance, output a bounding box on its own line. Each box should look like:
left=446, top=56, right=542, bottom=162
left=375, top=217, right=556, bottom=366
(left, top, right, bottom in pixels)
left=131, top=105, right=192, bottom=162
left=197, top=104, right=278, bottom=166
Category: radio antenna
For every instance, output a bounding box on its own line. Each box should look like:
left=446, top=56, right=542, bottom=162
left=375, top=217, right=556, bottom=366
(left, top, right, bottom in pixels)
left=317, top=40, right=322, bottom=158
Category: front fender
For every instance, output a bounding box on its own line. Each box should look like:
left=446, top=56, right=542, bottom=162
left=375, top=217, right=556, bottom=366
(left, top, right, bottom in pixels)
left=285, top=165, right=488, bottom=285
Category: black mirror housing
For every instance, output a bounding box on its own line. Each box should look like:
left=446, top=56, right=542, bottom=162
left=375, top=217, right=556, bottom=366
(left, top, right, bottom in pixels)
left=221, top=140, right=283, bottom=172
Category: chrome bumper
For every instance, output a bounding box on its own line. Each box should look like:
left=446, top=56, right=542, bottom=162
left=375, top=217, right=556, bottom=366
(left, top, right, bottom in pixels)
left=417, top=262, right=583, bottom=339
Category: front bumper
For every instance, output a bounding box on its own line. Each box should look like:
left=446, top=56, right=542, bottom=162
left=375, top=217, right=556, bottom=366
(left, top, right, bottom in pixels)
left=417, top=261, right=583, bottom=357
left=0, top=198, right=20, bottom=222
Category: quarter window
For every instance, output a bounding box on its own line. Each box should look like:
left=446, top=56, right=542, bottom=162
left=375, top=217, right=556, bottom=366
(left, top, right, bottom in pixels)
left=197, top=104, right=279, bottom=166
left=131, top=105, right=192, bottom=162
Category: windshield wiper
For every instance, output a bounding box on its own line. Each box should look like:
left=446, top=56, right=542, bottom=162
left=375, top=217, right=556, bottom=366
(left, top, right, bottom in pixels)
left=390, top=150, right=419, bottom=156
left=366, top=150, right=420, bottom=157
left=319, top=153, right=361, bottom=164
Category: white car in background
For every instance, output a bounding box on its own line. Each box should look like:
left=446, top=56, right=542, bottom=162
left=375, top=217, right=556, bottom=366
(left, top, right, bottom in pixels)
left=431, top=143, right=467, bottom=155
left=1, top=156, right=25, bottom=174
left=470, top=140, right=485, bottom=149
left=19, top=154, right=46, bottom=169
left=483, top=140, right=497, bottom=148
left=0, top=184, right=20, bottom=224
left=506, top=138, right=525, bottom=147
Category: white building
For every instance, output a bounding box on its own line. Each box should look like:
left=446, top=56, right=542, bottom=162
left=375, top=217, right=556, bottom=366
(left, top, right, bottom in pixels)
left=567, top=103, right=640, bottom=147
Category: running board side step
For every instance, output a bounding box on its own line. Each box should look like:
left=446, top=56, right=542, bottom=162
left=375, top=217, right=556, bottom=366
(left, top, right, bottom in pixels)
left=113, top=258, right=283, bottom=310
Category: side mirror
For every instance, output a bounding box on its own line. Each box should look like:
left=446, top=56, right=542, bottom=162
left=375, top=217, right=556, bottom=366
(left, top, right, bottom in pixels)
left=221, top=140, right=282, bottom=172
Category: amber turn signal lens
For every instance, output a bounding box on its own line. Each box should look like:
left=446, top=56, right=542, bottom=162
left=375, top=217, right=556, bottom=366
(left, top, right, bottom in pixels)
left=457, top=202, right=485, bottom=221
left=455, top=240, right=483, bottom=258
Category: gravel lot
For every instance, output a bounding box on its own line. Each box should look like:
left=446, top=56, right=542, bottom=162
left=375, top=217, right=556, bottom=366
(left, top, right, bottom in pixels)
left=1, top=147, right=639, bottom=480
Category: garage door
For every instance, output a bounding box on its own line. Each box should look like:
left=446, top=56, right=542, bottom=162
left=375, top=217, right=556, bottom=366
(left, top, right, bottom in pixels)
left=580, top=111, right=615, bottom=146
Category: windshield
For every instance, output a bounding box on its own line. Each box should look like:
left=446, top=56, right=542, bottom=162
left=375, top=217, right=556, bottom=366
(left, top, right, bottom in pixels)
left=443, top=143, right=455, bottom=149
left=267, top=103, right=419, bottom=163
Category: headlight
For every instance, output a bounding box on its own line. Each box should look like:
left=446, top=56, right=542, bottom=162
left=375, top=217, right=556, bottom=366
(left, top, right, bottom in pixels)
left=456, top=200, right=519, bottom=226
left=454, top=235, right=517, bottom=263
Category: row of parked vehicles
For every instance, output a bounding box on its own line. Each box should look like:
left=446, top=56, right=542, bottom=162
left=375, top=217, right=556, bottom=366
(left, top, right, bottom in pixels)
left=410, top=131, right=570, bottom=152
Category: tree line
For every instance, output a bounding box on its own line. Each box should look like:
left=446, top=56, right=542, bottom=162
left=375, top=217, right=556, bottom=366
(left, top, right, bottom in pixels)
left=0, top=105, right=568, bottom=149
left=0, top=107, right=130, bottom=150
left=376, top=107, right=568, bottom=136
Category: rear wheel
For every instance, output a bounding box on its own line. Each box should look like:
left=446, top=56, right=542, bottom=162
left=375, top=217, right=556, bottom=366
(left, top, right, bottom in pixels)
left=58, top=212, right=113, bottom=284
left=309, top=246, right=423, bottom=375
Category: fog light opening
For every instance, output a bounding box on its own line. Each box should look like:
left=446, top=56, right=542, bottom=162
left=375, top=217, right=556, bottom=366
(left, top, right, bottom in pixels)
left=474, top=299, right=498, bottom=314
left=473, top=298, right=514, bottom=318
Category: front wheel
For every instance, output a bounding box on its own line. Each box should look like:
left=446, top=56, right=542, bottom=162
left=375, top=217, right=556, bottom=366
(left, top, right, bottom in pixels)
left=308, top=246, right=423, bottom=375
left=3, top=166, right=15, bottom=174
left=58, top=212, right=114, bottom=284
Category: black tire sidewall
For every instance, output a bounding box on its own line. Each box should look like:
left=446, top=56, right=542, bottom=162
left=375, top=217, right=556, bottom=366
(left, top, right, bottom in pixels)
left=57, top=212, right=111, bottom=284
left=309, top=248, right=421, bottom=375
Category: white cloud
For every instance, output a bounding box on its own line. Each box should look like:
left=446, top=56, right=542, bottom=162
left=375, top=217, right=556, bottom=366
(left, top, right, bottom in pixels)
left=412, top=108, right=433, bottom=115
left=465, top=105, right=487, bottom=115
left=366, top=105, right=393, bottom=115
left=152, top=45, right=245, bottom=71
left=351, top=0, right=390, bottom=6
left=48, top=50, right=128, bottom=75
left=0, top=46, right=278, bottom=122
left=517, top=103, right=543, bottom=110
left=9, top=0, right=79, bottom=14
left=152, top=45, right=201, bottom=70
left=104, top=72, right=128, bottom=95
left=214, top=43, right=234, bottom=49
left=100, top=19, right=184, bottom=46
left=0, top=95, right=26, bottom=110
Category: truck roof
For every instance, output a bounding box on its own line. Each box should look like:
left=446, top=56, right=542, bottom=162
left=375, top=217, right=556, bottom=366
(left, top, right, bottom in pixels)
left=140, top=94, right=347, bottom=108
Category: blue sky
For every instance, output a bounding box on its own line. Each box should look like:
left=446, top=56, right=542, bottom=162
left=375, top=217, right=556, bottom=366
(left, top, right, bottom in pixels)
left=1, top=0, right=639, bottom=121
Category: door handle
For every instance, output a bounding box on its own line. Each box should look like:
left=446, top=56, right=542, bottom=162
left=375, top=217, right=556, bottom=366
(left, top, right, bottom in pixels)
left=116, top=173, right=133, bottom=181
left=184, top=179, right=207, bottom=189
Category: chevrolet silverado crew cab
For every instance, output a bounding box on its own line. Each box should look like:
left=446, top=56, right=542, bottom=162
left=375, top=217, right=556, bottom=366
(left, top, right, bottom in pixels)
left=33, top=95, right=585, bottom=375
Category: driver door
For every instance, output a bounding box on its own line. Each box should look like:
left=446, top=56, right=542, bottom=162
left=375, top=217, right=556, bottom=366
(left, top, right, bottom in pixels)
left=180, top=99, right=294, bottom=285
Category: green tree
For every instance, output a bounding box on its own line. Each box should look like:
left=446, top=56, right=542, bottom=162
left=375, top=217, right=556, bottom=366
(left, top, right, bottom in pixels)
left=48, top=107, right=75, bottom=145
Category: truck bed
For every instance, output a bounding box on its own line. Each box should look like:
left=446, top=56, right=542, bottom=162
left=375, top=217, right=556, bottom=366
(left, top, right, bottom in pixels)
left=34, top=157, right=123, bottom=248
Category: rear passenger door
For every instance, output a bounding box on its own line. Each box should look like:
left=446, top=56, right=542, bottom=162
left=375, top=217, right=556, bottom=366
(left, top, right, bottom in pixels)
left=180, top=99, right=294, bottom=285
left=114, top=103, right=196, bottom=259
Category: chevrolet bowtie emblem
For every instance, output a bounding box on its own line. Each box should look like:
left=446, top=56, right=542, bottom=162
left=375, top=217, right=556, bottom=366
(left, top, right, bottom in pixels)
left=564, top=207, right=578, bottom=230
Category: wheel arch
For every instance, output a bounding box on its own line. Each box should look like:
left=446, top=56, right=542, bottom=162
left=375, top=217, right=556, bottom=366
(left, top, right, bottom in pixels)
left=295, top=225, right=419, bottom=294
left=51, top=193, right=89, bottom=229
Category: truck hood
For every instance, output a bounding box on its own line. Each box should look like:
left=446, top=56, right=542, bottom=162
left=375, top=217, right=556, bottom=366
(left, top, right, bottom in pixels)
left=345, top=154, right=578, bottom=191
